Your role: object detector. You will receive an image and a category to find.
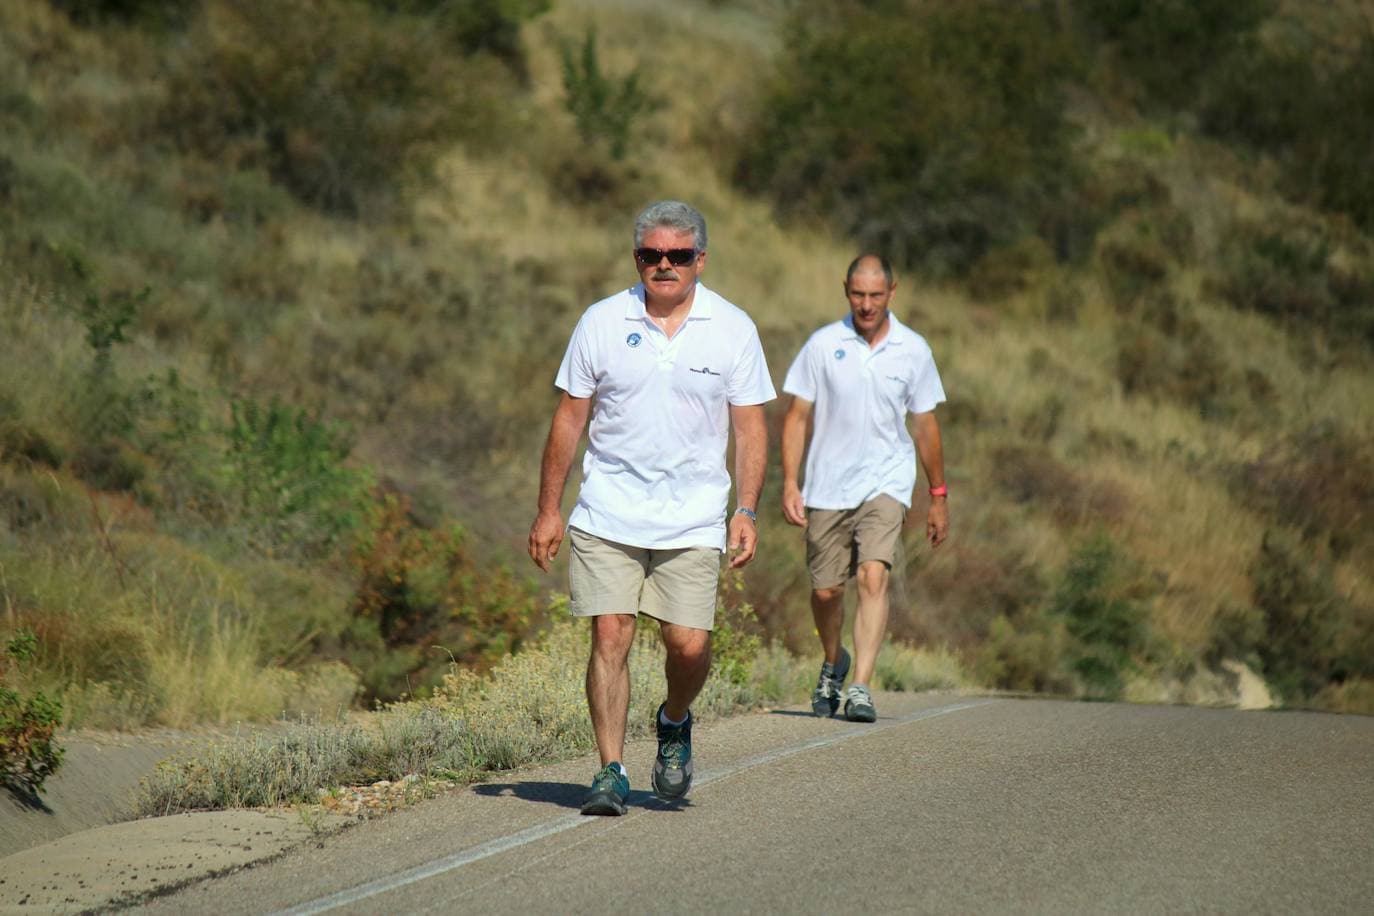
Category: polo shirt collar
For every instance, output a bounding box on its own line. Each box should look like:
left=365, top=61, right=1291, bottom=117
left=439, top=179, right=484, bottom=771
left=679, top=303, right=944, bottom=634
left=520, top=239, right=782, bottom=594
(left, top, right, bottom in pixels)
left=841, top=312, right=905, bottom=346
left=625, top=282, right=715, bottom=321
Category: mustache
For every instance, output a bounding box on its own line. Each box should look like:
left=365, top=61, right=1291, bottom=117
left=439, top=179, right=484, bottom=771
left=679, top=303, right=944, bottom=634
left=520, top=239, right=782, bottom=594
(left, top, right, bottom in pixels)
left=651, top=269, right=679, bottom=280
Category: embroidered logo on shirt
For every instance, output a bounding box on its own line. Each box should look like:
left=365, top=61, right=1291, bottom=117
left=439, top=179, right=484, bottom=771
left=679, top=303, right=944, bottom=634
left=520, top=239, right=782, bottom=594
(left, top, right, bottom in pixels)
left=626, top=332, right=642, bottom=348
left=834, top=349, right=846, bottom=360
left=689, top=366, right=721, bottom=376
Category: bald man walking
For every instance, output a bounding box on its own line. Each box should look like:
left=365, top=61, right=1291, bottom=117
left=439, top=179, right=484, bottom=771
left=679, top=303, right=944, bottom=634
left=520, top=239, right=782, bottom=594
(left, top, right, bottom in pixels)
left=780, top=255, right=949, bottom=723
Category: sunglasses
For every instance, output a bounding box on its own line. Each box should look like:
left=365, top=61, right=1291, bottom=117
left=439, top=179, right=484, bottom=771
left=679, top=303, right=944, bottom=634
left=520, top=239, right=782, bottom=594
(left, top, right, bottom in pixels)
left=635, top=247, right=698, bottom=267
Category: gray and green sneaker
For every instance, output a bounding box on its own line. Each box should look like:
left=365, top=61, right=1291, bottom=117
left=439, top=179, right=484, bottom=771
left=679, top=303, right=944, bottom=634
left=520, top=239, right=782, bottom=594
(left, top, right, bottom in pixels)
left=651, top=704, right=693, bottom=799
left=811, top=646, right=852, bottom=718
left=581, top=762, right=629, bottom=816
left=844, top=683, right=877, bottom=723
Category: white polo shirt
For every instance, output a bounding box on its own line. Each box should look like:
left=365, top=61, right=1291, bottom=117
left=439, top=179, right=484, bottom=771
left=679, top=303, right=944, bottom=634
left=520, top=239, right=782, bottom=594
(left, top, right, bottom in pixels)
left=783, top=313, right=945, bottom=510
left=556, top=282, right=776, bottom=550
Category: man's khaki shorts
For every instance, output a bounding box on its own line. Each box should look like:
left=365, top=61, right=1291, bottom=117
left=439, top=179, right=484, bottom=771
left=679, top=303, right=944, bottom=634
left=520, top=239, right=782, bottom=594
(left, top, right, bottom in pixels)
left=805, top=494, right=906, bottom=589
left=568, top=527, right=720, bottom=630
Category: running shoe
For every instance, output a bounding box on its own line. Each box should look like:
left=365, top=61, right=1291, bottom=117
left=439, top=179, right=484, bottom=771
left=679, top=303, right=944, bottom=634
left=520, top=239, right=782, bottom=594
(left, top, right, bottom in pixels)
left=580, top=762, right=629, bottom=816
left=811, top=646, right=852, bottom=718
left=651, top=704, right=693, bottom=799
left=844, top=683, right=877, bottom=723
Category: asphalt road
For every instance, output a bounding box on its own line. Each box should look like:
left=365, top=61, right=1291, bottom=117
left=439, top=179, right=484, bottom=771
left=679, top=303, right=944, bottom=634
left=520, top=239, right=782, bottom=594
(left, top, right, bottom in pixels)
left=139, top=693, right=1374, bottom=915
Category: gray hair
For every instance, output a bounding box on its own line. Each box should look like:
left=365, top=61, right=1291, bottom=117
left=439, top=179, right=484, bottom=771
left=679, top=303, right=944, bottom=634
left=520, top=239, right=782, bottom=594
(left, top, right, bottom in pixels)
left=634, top=200, right=708, bottom=251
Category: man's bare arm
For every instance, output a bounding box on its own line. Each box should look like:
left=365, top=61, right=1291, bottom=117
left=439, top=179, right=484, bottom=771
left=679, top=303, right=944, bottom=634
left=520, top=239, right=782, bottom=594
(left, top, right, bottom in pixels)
left=912, top=410, right=948, bottom=548
left=780, top=396, right=813, bottom=527
left=727, top=402, right=768, bottom=568
left=528, top=393, right=592, bottom=571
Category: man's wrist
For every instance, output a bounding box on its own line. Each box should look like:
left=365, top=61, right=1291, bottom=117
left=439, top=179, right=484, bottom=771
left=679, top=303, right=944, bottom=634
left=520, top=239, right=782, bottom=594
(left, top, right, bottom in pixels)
left=928, top=484, right=947, bottom=498
left=734, top=506, right=758, bottom=521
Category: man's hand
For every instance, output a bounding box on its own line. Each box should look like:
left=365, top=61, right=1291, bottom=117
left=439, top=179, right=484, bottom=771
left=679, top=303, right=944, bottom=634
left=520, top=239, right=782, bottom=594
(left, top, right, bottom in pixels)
left=528, top=509, right=566, bottom=572
left=781, top=482, right=807, bottom=527
left=727, top=512, right=758, bottom=568
left=926, top=499, right=949, bottom=548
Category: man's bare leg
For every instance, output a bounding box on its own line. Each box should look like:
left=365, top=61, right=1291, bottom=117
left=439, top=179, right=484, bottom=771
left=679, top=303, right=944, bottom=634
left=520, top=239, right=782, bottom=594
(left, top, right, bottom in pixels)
left=660, top=621, right=710, bottom=722
left=851, top=560, right=891, bottom=687
left=587, top=613, right=637, bottom=766
left=811, top=585, right=846, bottom=665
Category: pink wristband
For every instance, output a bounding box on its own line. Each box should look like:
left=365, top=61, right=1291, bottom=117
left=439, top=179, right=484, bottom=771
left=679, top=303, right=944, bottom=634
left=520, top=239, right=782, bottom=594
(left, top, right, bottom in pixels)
left=928, top=485, right=947, bottom=497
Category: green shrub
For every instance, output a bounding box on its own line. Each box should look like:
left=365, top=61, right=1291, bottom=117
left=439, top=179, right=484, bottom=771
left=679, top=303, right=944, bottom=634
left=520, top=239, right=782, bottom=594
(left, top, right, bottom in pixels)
left=1207, top=210, right=1374, bottom=348
left=974, top=610, right=1075, bottom=695
left=49, top=0, right=198, bottom=27
left=1203, top=31, right=1374, bottom=232
left=1249, top=530, right=1372, bottom=704
left=0, top=629, right=65, bottom=795
left=1050, top=535, right=1153, bottom=699
left=1074, top=0, right=1273, bottom=109
left=159, top=0, right=520, bottom=213
left=367, top=0, right=550, bottom=75
left=974, top=535, right=1154, bottom=700
left=735, top=0, right=1084, bottom=277
left=561, top=27, right=650, bottom=162
left=342, top=490, right=539, bottom=700
left=712, top=570, right=763, bottom=688
left=223, top=396, right=371, bottom=556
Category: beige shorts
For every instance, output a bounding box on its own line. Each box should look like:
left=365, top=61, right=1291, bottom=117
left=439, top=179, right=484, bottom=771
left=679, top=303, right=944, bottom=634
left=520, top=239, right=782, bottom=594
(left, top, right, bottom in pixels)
left=567, top=528, right=720, bottom=630
left=805, top=494, right=905, bottom=589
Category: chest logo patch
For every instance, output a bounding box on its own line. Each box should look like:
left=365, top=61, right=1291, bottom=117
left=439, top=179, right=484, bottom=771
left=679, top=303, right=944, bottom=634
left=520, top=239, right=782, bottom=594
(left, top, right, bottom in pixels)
left=689, top=366, right=721, bottom=376
left=626, top=332, right=642, bottom=348
left=834, top=349, right=846, bottom=360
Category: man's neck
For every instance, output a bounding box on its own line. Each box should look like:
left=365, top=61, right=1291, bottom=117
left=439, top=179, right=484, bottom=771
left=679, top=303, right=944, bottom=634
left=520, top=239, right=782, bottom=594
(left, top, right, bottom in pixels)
left=860, top=313, right=891, bottom=347
left=645, top=283, right=697, bottom=319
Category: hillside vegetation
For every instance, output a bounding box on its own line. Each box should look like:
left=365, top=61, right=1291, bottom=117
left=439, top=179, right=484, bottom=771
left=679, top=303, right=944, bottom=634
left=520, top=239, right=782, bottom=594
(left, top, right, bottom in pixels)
left=1, top=0, right=1372, bottom=735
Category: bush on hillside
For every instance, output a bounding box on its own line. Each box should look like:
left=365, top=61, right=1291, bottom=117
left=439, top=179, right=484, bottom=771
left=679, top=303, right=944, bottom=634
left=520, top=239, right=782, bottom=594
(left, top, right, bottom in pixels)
left=0, top=629, right=65, bottom=796
left=1234, top=423, right=1374, bottom=561
left=367, top=0, right=550, bottom=77
left=224, top=397, right=372, bottom=557
left=1207, top=210, right=1374, bottom=349
left=1203, top=31, right=1374, bottom=233
left=976, top=535, right=1155, bottom=700
left=48, top=0, right=197, bottom=27
left=1074, top=0, right=1273, bottom=109
left=561, top=27, right=650, bottom=162
left=1248, top=531, right=1374, bottom=704
left=159, top=0, right=522, bottom=213
left=735, top=0, right=1085, bottom=278
left=342, top=490, right=539, bottom=700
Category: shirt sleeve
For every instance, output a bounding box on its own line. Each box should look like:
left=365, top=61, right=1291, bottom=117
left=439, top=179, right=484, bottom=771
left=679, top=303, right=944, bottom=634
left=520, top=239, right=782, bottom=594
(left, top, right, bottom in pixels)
left=907, top=344, right=946, bottom=414
left=781, top=335, right=819, bottom=401
left=727, top=325, right=777, bottom=406
left=555, top=313, right=597, bottom=397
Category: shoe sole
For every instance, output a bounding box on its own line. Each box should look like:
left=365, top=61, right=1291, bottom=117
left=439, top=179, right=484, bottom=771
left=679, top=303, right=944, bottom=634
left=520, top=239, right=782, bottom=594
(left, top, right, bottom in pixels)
left=651, top=759, right=693, bottom=799
left=580, top=792, right=627, bottom=816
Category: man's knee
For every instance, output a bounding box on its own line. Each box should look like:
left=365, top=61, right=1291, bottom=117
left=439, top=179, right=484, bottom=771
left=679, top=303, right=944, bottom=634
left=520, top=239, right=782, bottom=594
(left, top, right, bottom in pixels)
left=661, top=623, right=710, bottom=666
left=813, top=584, right=845, bottom=606
left=590, top=614, right=636, bottom=659
left=855, top=560, right=890, bottom=596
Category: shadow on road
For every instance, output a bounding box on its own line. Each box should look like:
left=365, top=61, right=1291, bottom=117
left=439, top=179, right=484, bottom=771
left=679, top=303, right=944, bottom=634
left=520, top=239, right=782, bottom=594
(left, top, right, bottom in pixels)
left=472, top=780, right=586, bottom=810
left=471, top=781, right=695, bottom=814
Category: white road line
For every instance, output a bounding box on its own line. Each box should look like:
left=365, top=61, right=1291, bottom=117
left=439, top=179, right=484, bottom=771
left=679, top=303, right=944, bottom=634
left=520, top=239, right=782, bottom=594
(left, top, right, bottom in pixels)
left=276, top=698, right=996, bottom=915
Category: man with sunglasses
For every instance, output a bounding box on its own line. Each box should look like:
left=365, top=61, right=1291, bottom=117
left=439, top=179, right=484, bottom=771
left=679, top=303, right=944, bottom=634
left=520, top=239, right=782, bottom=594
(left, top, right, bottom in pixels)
left=781, top=254, right=948, bottom=724
left=528, top=200, right=774, bottom=815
